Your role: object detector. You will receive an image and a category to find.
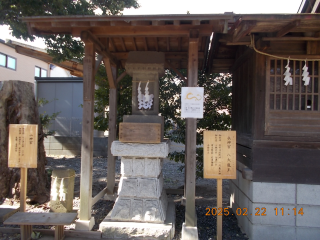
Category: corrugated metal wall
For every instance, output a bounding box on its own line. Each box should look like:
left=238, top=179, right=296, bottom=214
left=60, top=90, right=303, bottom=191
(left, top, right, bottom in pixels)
left=37, top=78, right=83, bottom=137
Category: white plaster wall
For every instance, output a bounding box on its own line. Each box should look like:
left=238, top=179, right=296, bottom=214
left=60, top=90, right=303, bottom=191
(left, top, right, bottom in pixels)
left=50, top=65, right=71, bottom=77
left=0, top=43, right=49, bottom=83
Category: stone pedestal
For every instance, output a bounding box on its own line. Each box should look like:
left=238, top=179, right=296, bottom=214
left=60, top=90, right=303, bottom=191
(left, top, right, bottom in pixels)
left=50, top=169, right=75, bottom=213
left=100, top=141, right=174, bottom=239
left=111, top=141, right=168, bottom=223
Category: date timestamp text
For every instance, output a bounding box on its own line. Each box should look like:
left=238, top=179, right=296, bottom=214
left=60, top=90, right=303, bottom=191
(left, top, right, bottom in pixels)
left=205, top=207, right=304, bottom=216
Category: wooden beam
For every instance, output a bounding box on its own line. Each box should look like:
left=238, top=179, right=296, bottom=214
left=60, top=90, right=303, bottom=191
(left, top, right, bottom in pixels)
left=112, top=52, right=205, bottom=60
left=155, top=37, right=159, bottom=51
left=226, top=41, right=251, bottom=45
left=106, top=67, right=118, bottom=196
left=120, top=37, right=126, bottom=52
left=103, top=58, right=116, bottom=89
left=228, top=17, right=242, bottom=35
left=116, top=71, right=127, bottom=85
left=91, top=187, right=107, bottom=206
left=76, top=25, right=215, bottom=38
left=232, top=20, right=256, bottom=42
left=152, top=20, right=165, bottom=26
left=276, top=20, right=300, bottom=37
left=109, top=37, right=116, bottom=52
left=79, top=41, right=95, bottom=221
left=165, top=60, right=187, bottom=81
left=219, top=35, right=251, bottom=45
left=81, top=31, right=119, bottom=66
left=262, top=37, right=320, bottom=41
left=15, top=45, right=83, bottom=77
left=143, top=37, right=148, bottom=51
left=131, top=37, right=137, bottom=51
left=192, top=20, right=200, bottom=25
left=185, top=30, right=199, bottom=228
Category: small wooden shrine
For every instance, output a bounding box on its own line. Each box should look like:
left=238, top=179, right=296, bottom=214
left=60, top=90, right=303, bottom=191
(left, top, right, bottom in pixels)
left=23, top=13, right=320, bottom=240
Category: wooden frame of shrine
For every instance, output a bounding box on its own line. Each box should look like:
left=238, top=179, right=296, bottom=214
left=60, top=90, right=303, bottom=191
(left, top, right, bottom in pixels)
left=23, top=13, right=320, bottom=239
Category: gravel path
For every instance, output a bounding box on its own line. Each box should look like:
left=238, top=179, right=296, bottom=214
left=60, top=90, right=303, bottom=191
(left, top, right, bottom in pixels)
left=0, top=152, right=248, bottom=240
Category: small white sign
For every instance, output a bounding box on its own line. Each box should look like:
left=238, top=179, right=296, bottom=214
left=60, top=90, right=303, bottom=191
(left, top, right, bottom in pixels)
left=181, top=87, right=204, bottom=118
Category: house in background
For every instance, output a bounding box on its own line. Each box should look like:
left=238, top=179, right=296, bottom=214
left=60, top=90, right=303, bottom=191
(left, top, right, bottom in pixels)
left=0, top=39, right=107, bottom=156
left=0, top=39, right=49, bottom=83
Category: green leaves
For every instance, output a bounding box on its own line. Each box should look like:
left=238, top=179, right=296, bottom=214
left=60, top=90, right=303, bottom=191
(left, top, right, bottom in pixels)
left=0, top=0, right=139, bottom=61
left=38, top=98, right=61, bottom=137
left=161, top=71, right=232, bottom=178
left=44, top=34, right=84, bottom=62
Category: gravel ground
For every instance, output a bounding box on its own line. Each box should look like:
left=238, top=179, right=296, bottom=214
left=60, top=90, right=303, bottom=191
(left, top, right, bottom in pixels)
left=0, top=150, right=248, bottom=240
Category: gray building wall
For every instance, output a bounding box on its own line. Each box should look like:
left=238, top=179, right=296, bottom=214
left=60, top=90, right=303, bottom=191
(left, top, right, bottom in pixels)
left=37, top=78, right=107, bottom=157
left=37, top=78, right=83, bottom=137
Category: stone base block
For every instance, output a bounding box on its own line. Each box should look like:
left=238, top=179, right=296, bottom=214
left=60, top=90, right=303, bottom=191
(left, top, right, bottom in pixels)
left=121, top=157, right=163, bottom=177
left=50, top=168, right=75, bottom=213
left=111, top=191, right=168, bottom=223
left=181, top=223, right=199, bottom=240
left=111, top=141, right=169, bottom=158
left=100, top=201, right=175, bottom=240
left=118, top=174, right=163, bottom=198
left=75, top=217, right=95, bottom=231
left=230, top=169, right=320, bottom=240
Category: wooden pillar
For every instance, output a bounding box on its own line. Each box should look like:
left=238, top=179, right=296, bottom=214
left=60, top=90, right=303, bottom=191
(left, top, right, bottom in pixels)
left=104, top=58, right=118, bottom=196
left=185, top=31, right=199, bottom=227
left=79, top=41, right=95, bottom=221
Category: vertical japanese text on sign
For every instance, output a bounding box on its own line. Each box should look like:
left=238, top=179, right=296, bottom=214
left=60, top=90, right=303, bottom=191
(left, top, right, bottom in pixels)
left=8, top=124, right=38, bottom=168
left=203, top=131, right=236, bottom=179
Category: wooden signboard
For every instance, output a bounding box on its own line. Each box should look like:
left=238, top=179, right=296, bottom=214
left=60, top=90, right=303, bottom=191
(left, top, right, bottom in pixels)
left=8, top=124, right=38, bottom=168
left=203, top=130, right=236, bottom=240
left=203, top=130, right=236, bottom=179
left=119, top=122, right=161, bottom=143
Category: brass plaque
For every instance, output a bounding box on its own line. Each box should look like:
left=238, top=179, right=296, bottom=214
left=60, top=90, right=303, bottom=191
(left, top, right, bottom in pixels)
left=8, top=124, right=38, bottom=168
left=203, top=131, right=236, bottom=179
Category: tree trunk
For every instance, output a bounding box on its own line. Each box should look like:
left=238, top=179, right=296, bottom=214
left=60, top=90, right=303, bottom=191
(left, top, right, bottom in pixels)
left=0, top=80, right=49, bottom=202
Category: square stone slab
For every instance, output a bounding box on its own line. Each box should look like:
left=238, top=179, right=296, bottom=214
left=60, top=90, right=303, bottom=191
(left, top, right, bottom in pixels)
left=100, top=201, right=175, bottom=240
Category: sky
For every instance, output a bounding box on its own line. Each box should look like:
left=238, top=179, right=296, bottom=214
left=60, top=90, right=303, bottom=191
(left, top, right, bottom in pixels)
left=0, top=0, right=304, bottom=49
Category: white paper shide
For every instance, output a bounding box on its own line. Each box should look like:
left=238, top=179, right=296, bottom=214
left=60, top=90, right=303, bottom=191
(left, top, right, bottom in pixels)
left=181, top=87, right=204, bottom=118
left=137, top=81, right=154, bottom=110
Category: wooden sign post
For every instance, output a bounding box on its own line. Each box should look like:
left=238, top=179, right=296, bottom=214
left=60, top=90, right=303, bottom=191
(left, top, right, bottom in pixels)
left=8, top=124, right=38, bottom=212
left=203, top=131, right=236, bottom=240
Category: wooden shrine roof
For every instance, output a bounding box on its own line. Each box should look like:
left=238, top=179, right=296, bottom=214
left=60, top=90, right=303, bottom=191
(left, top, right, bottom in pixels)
left=22, top=13, right=320, bottom=73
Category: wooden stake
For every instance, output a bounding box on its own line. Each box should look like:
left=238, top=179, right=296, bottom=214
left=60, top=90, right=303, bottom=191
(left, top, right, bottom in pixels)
left=217, top=178, right=223, bottom=240
left=20, top=168, right=27, bottom=212
left=20, top=168, right=30, bottom=240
